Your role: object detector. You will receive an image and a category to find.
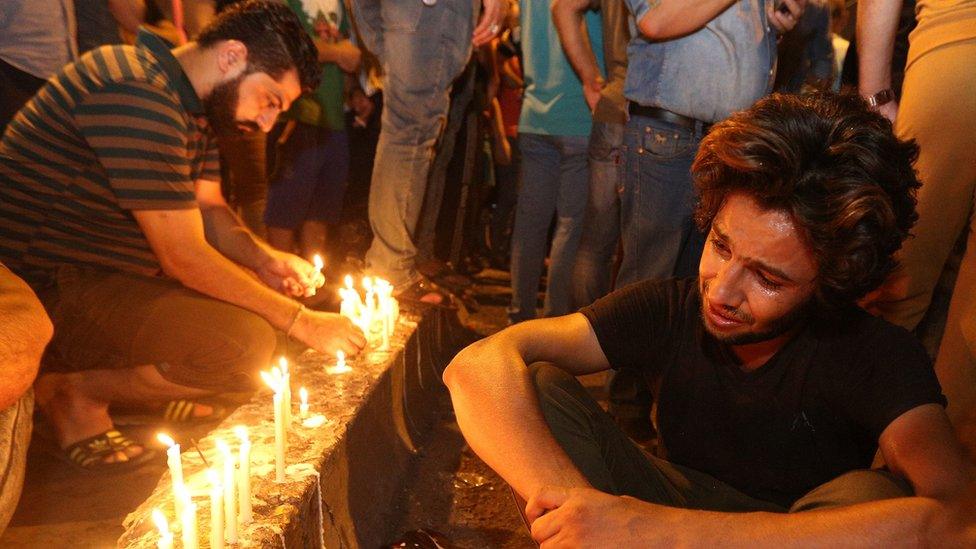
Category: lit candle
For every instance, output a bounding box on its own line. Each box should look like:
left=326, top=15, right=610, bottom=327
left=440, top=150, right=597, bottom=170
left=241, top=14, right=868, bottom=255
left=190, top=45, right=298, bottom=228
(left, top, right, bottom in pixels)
left=299, top=387, right=309, bottom=419
left=216, top=439, right=237, bottom=544
left=279, top=357, right=292, bottom=427
left=234, top=425, right=253, bottom=525
left=180, top=498, right=198, bottom=549
left=327, top=350, right=351, bottom=375
left=307, top=254, right=325, bottom=297
left=274, top=392, right=286, bottom=482
left=156, top=433, right=184, bottom=517
left=362, top=277, right=375, bottom=342
left=207, top=469, right=224, bottom=549
left=152, top=508, right=173, bottom=549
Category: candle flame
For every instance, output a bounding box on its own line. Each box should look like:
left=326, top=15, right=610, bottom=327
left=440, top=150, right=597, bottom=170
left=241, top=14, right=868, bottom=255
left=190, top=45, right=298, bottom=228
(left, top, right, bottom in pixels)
left=260, top=370, right=279, bottom=392
left=313, top=254, right=324, bottom=271
left=278, top=356, right=288, bottom=371
left=152, top=508, right=169, bottom=534
left=206, top=468, right=220, bottom=488
left=156, top=433, right=176, bottom=448
left=234, top=425, right=249, bottom=443
left=299, top=387, right=308, bottom=405
left=215, top=437, right=231, bottom=456
left=344, top=274, right=354, bottom=290
left=362, top=276, right=373, bottom=291
left=337, top=350, right=345, bottom=364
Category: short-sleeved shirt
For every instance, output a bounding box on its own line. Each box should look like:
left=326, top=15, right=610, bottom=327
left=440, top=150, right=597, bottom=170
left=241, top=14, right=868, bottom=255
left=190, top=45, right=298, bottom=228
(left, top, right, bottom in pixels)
left=621, top=0, right=777, bottom=123
left=284, top=0, right=350, bottom=131
left=0, top=29, right=218, bottom=288
left=581, top=278, right=946, bottom=508
left=518, top=0, right=605, bottom=137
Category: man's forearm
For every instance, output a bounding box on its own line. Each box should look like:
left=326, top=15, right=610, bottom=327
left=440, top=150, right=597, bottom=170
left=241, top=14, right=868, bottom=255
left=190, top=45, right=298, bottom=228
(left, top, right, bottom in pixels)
left=857, top=0, right=900, bottom=96
left=636, top=0, right=737, bottom=40
left=200, top=203, right=275, bottom=272
left=551, top=0, right=602, bottom=89
left=164, top=238, right=300, bottom=332
left=444, top=331, right=593, bottom=498
left=652, top=496, right=957, bottom=547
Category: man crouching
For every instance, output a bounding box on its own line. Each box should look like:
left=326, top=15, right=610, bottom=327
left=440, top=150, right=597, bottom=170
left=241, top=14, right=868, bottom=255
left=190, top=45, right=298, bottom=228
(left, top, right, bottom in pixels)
left=444, top=93, right=976, bottom=546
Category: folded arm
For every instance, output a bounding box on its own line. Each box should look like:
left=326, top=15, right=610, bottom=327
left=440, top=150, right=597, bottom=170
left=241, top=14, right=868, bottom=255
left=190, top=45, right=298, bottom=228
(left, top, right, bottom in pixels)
left=551, top=0, right=603, bottom=111
left=443, top=313, right=611, bottom=498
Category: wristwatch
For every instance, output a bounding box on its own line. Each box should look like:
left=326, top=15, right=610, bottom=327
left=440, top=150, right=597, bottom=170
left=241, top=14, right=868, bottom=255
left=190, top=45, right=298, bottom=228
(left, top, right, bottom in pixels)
left=865, top=88, right=895, bottom=108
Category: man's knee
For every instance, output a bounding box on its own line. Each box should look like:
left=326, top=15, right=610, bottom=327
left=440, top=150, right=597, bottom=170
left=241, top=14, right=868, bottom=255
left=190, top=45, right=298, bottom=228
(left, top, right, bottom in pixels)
left=790, top=469, right=913, bottom=512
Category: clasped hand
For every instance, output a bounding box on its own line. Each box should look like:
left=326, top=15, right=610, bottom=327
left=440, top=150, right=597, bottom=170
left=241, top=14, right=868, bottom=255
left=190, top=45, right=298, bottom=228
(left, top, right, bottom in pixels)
left=526, top=486, right=669, bottom=547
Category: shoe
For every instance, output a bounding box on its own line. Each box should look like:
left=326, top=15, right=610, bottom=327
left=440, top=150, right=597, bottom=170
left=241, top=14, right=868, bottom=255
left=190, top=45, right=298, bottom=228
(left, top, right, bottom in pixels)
left=57, top=429, right=157, bottom=474
left=395, top=277, right=458, bottom=308
left=112, top=399, right=227, bottom=426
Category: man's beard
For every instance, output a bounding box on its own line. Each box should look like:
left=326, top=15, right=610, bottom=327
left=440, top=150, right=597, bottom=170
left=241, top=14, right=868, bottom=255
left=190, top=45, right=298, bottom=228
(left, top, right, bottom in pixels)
left=700, top=280, right=812, bottom=346
left=203, top=72, right=259, bottom=136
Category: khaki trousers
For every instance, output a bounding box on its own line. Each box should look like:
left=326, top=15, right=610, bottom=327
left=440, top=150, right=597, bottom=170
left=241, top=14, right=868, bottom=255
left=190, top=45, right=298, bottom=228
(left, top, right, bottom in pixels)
left=875, top=38, right=976, bottom=452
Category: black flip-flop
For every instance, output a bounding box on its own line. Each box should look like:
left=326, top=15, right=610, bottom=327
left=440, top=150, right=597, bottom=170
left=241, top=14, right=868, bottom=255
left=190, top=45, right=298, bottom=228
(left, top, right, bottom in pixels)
left=57, top=429, right=157, bottom=474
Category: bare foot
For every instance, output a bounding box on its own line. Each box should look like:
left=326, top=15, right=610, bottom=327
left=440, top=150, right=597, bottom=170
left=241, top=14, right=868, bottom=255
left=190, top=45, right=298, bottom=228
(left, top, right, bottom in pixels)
left=34, top=372, right=145, bottom=463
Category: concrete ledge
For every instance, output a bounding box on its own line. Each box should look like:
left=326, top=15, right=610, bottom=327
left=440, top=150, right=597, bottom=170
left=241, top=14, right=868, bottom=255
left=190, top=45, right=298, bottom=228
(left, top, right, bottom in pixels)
left=118, top=303, right=465, bottom=548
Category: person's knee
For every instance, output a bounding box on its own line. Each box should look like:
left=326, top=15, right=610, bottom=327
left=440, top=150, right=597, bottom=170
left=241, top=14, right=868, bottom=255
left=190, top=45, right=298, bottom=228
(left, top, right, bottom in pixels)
left=790, top=469, right=913, bottom=512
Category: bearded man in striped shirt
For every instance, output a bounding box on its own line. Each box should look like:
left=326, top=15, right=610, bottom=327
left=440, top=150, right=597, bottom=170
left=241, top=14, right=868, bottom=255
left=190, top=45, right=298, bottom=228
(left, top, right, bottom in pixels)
left=0, top=0, right=365, bottom=472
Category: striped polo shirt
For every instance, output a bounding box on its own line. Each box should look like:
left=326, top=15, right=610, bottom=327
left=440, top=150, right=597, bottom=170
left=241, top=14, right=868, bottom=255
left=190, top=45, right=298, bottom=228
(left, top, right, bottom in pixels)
left=0, top=30, right=220, bottom=288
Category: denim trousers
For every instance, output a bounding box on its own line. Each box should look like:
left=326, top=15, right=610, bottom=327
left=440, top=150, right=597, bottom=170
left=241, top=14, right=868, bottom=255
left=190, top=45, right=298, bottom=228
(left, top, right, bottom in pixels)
left=509, top=133, right=589, bottom=323
left=616, top=114, right=706, bottom=288
left=351, top=0, right=477, bottom=287
left=571, top=120, right=624, bottom=310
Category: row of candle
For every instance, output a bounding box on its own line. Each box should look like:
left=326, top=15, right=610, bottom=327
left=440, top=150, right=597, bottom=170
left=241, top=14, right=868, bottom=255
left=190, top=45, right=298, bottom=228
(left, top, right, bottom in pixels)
left=155, top=355, right=330, bottom=547
left=339, top=275, right=399, bottom=351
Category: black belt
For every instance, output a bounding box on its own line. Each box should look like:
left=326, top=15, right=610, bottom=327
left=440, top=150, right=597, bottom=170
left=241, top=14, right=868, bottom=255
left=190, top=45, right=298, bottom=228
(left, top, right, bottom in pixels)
left=628, top=103, right=711, bottom=132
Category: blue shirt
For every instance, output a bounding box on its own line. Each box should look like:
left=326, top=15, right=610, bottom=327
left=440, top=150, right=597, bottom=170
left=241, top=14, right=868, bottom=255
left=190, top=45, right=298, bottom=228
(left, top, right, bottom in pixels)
left=519, top=0, right=605, bottom=136
left=622, top=0, right=777, bottom=123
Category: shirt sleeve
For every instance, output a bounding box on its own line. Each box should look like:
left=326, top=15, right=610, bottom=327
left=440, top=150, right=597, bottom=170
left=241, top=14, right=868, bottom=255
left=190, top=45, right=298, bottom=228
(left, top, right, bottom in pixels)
left=833, top=320, right=947, bottom=441
left=623, top=0, right=654, bottom=26
left=579, top=279, right=677, bottom=374
left=75, top=81, right=198, bottom=211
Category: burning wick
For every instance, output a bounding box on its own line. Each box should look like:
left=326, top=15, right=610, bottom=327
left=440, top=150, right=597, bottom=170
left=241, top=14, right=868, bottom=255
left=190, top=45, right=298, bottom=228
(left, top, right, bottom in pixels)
left=299, top=387, right=309, bottom=418
left=327, top=350, right=351, bottom=375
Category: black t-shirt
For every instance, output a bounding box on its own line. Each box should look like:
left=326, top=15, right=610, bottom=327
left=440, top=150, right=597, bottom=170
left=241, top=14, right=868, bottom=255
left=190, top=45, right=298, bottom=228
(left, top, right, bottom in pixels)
left=580, top=278, right=946, bottom=508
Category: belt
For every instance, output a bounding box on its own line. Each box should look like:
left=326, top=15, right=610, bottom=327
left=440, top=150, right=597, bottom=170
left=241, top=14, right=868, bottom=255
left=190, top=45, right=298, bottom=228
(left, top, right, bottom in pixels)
left=628, top=103, right=711, bottom=133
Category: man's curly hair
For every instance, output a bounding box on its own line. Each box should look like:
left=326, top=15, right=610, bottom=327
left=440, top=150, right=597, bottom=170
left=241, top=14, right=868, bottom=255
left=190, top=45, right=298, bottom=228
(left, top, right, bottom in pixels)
left=197, top=0, right=321, bottom=92
left=693, top=92, right=920, bottom=312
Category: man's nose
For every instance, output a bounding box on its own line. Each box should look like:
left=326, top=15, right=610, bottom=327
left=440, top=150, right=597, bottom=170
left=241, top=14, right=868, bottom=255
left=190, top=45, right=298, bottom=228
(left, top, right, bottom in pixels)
left=710, top=261, right=744, bottom=308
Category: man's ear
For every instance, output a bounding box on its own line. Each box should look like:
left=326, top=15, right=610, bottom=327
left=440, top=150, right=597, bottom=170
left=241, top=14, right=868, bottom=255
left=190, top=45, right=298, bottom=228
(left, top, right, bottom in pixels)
left=216, top=40, right=249, bottom=78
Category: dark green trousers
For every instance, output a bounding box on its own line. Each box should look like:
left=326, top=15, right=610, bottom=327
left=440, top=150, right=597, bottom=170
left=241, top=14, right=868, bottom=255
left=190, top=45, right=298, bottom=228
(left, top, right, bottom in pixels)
left=530, top=363, right=912, bottom=513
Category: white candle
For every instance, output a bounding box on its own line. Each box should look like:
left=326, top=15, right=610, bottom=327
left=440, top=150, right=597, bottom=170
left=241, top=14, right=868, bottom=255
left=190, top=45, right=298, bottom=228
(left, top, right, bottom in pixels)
left=362, top=277, right=375, bottom=342
left=181, top=499, right=198, bottom=549
left=299, top=387, right=309, bottom=419
left=216, top=439, right=237, bottom=544
left=234, top=426, right=253, bottom=525
left=274, top=392, right=286, bottom=482
left=152, top=508, right=173, bottom=549
left=279, top=357, right=292, bottom=427
left=156, top=433, right=184, bottom=517
left=207, top=469, right=224, bottom=549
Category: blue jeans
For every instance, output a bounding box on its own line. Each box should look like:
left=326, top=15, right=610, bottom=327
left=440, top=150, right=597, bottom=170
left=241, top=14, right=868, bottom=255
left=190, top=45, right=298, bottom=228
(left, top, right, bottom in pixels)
left=351, top=0, right=477, bottom=287
left=616, top=114, right=706, bottom=288
left=509, top=133, right=590, bottom=323
left=572, top=120, right=624, bottom=309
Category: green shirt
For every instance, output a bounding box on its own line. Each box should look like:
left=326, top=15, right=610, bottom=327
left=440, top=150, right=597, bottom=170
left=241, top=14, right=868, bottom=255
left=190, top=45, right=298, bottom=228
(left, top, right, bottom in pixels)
left=518, top=0, right=604, bottom=136
left=0, top=30, right=218, bottom=287
left=285, top=0, right=349, bottom=131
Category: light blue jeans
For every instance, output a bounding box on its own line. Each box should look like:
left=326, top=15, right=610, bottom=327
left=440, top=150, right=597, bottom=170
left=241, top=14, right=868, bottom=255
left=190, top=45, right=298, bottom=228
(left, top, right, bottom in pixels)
left=351, top=0, right=478, bottom=287
left=616, top=114, right=707, bottom=288
left=509, top=133, right=590, bottom=323
left=571, top=120, right=624, bottom=309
